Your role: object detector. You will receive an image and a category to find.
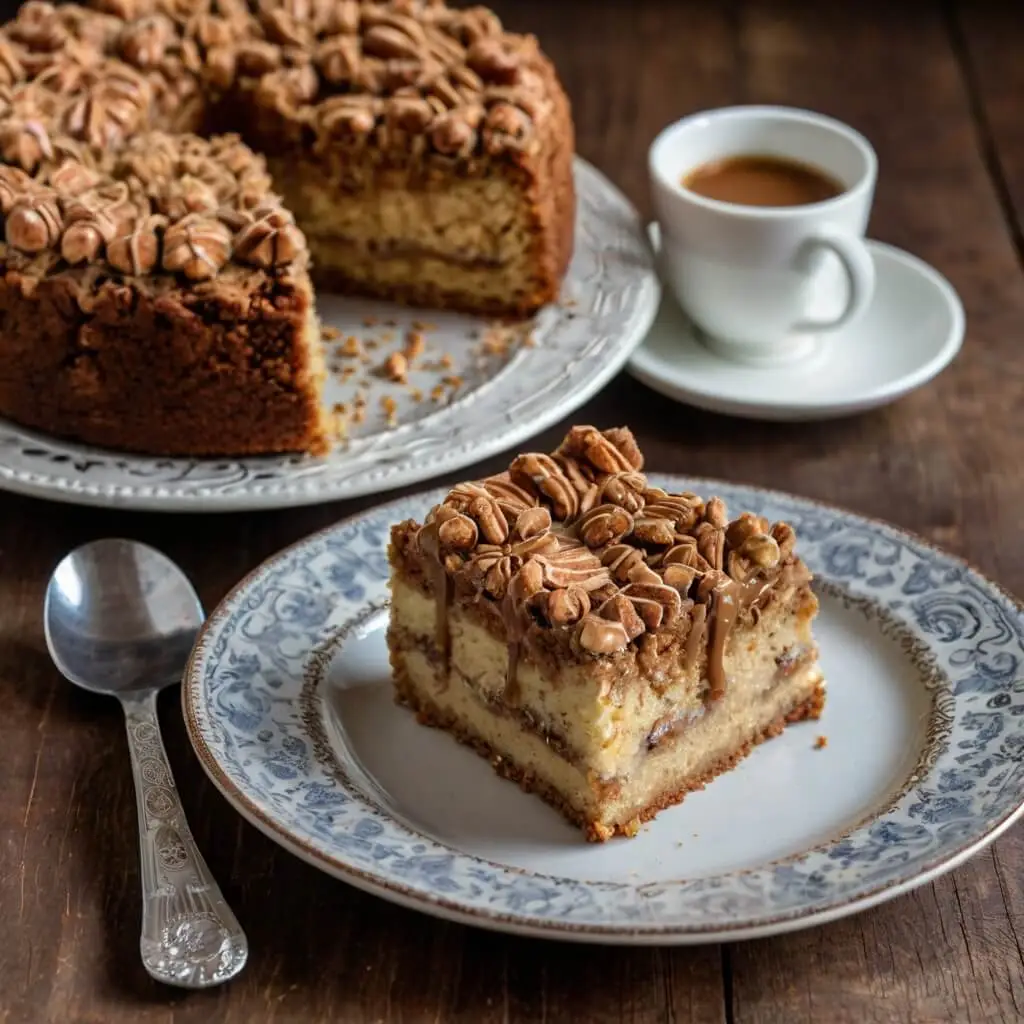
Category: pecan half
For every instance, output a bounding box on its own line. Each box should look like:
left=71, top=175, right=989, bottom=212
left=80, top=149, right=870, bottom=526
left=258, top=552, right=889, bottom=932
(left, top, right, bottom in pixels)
left=162, top=213, right=231, bottom=280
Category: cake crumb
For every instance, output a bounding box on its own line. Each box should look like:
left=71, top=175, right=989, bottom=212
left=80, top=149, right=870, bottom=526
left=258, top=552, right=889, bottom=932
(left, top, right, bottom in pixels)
left=439, top=352, right=454, bottom=369
left=340, top=336, right=362, bottom=358
left=523, top=331, right=537, bottom=348
left=814, top=735, right=828, bottom=750
left=322, top=325, right=341, bottom=341
left=442, top=375, right=463, bottom=390
left=381, top=395, right=398, bottom=426
left=430, top=384, right=446, bottom=403
left=362, top=315, right=378, bottom=327
left=404, top=330, right=425, bottom=360
left=411, top=319, right=436, bottom=332
left=384, top=352, right=408, bottom=383
left=409, top=387, right=423, bottom=402
left=384, top=318, right=398, bottom=327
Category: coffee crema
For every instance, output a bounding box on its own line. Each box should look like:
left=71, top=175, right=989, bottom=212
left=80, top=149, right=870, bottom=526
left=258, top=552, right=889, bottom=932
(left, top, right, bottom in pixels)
left=682, top=154, right=843, bottom=208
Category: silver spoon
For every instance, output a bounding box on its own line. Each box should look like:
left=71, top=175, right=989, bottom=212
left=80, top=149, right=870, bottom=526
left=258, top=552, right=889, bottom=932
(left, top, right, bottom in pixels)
left=43, top=538, right=247, bottom=989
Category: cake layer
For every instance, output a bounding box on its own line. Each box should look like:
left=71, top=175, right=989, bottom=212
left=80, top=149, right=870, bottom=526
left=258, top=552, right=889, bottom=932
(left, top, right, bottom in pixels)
left=391, top=637, right=824, bottom=840
left=391, top=575, right=818, bottom=779
left=0, top=263, right=328, bottom=456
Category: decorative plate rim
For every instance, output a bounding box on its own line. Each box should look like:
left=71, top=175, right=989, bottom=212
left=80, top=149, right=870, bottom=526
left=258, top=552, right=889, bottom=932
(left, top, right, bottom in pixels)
left=0, top=158, right=659, bottom=513
left=182, top=478, right=1024, bottom=944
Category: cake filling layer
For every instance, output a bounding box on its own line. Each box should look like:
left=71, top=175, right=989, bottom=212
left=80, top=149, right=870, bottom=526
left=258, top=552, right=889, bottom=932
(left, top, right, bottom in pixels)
left=391, top=575, right=817, bottom=779
left=393, top=643, right=823, bottom=836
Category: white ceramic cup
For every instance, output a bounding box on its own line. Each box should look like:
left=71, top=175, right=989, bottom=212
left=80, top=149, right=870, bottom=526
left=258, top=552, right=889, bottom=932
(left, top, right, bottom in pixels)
left=649, top=106, right=878, bottom=364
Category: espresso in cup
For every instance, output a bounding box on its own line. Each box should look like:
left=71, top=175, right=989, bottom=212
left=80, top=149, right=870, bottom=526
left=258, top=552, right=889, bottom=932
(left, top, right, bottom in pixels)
left=682, top=155, right=843, bottom=208
left=648, top=106, right=878, bottom=363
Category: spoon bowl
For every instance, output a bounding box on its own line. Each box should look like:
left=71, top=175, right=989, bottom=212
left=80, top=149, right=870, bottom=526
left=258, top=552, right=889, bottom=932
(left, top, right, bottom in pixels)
left=45, top=538, right=204, bottom=696
left=43, top=538, right=248, bottom=990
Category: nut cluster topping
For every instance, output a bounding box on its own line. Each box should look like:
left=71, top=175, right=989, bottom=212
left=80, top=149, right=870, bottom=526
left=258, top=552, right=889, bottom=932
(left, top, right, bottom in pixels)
left=0, top=0, right=557, bottom=278
left=415, top=426, right=803, bottom=659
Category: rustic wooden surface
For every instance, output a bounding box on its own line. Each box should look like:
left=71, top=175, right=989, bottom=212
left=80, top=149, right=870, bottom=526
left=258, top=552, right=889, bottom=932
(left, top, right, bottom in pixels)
left=2, top=1, right=1023, bottom=1021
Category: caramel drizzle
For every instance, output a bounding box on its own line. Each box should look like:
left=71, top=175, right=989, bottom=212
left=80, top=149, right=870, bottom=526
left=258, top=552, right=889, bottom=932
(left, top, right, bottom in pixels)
left=704, top=576, right=776, bottom=702
left=683, top=602, right=707, bottom=673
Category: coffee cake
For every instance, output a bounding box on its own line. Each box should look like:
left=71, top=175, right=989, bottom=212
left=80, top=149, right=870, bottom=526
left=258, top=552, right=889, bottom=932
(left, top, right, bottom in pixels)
left=388, top=426, right=824, bottom=841
left=0, top=0, right=574, bottom=455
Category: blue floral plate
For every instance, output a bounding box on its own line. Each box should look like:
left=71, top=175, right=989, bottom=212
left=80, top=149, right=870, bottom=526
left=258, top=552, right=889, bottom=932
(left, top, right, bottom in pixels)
left=183, top=477, right=1024, bottom=944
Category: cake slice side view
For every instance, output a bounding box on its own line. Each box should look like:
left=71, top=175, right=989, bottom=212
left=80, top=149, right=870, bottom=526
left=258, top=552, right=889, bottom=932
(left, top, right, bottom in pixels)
left=387, top=426, right=824, bottom=841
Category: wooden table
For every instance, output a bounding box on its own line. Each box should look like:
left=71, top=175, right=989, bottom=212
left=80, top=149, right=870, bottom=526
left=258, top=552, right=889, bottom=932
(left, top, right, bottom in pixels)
left=4, top=1, right=1024, bottom=1021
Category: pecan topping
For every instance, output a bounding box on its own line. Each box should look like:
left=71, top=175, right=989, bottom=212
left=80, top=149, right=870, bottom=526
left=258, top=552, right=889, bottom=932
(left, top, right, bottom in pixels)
left=316, top=35, right=360, bottom=84
left=318, top=95, right=378, bottom=139
left=8, top=2, right=66, bottom=53
left=533, top=539, right=609, bottom=591
left=725, top=512, right=768, bottom=551
left=661, top=536, right=710, bottom=572
left=6, top=190, right=62, bottom=252
left=737, top=533, right=781, bottom=569
left=362, top=24, right=421, bottom=61
left=235, top=40, right=281, bottom=76
left=0, top=118, right=52, bottom=172
left=704, top=496, right=728, bottom=529
left=577, top=504, right=633, bottom=549
left=411, top=425, right=805, bottom=658
left=599, top=471, right=647, bottom=514
left=694, top=521, right=725, bottom=571
left=612, top=580, right=682, bottom=631
left=771, top=522, right=796, bottom=561
left=466, top=527, right=558, bottom=600
left=642, top=488, right=704, bottom=531
left=62, top=68, right=149, bottom=148
left=418, top=504, right=478, bottom=561
left=205, top=45, right=236, bottom=90
left=429, top=110, right=476, bottom=156
left=161, top=213, right=231, bottom=280
left=559, top=425, right=644, bottom=474
left=478, top=474, right=537, bottom=517
left=0, top=40, right=25, bottom=87
left=0, top=165, right=34, bottom=213
left=483, top=102, right=531, bottom=153
left=49, top=160, right=100, bottom=196
left=466, top=37, right=519, bottom=85
left=575, top=614, right=630, bottom=656
left=531, top=586, right=591, bottom=628
left=60, top=186, right=134, bottom=264
left=157, top=175, right=218, bottom=220
left=233, top=204, right=304, bottom=268
left=600, top=543, right=647, bottom=584
left=662, top=563, right=699, bottom=594
left=509, top=452, right=578, bottom=521
left=118, top=14, right=173, bottom=68
left=107, top=213, right=163, bottom=275
left=631, top=513, right=676, bottom=547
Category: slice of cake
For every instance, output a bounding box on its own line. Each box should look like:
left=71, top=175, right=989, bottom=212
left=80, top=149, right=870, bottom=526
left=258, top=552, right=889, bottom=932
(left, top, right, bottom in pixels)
left=388, top=426, right=824, bottom=841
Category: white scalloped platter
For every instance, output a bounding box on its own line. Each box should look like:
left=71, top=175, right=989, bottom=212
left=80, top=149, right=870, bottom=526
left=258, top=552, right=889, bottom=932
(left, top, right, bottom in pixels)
left=0, top=159, right=658, bottom=512
left=183, top=477, right=1024, bottom=944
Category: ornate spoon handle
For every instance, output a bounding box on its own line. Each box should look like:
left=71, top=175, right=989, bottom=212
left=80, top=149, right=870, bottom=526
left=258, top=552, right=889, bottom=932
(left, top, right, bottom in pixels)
left=121, top=691, right=248, bottom=988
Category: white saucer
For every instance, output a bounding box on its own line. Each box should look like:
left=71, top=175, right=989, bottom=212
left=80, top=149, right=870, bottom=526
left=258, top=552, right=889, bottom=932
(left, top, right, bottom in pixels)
left=628, top=227, right=964, bottom=421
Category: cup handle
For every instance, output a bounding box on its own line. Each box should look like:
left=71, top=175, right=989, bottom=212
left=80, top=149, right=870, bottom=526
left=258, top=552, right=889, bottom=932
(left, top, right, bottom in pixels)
left=793, top=227, right=876, bottom=333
